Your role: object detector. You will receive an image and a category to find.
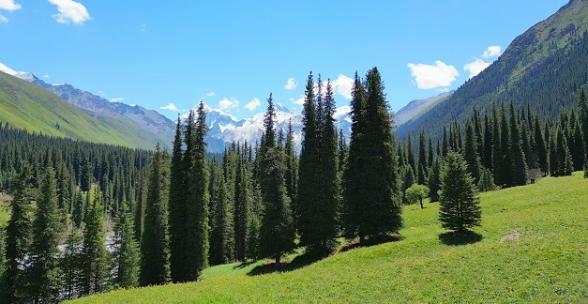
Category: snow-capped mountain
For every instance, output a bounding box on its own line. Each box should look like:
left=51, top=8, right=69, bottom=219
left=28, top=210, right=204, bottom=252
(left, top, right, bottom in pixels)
left=0, top=62, right=352, bottom=152
left=199, top=103, right=351, bottom=152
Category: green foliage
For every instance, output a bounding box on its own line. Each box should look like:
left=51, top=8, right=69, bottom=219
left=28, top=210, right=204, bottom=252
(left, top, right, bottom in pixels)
left=404, top=184, right=429, bottom=209
left=112, top=206, right=140, bottom=289
left=259, top=96, right=295, bottom=262
left=464, top=123, right=482, bottom=183
left=29, top=168, right=63, bottom=303
left=439, top=152, right=481, bottom=232
left=478, top=168, right=497, bottom=192
left=80, top=190, right=109, bottom=295
left=344, top=68, right=402, bottom=243
left=427, top=158, right=441, bottom=202
left=2, top=165, right=33, bottom=303
left=140, top=147, right=171, bottom=286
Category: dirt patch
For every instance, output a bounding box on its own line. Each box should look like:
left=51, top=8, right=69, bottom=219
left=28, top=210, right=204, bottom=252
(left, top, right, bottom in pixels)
left=500, top=230, right=522, bottom=242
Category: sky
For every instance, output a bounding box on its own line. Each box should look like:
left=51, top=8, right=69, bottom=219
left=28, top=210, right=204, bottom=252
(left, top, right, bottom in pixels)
left=0, top=0, right=569, bottom=120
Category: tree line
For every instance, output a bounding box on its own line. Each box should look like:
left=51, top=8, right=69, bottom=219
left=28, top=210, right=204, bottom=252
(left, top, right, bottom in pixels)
left=1, top=68, right=588, bottom=302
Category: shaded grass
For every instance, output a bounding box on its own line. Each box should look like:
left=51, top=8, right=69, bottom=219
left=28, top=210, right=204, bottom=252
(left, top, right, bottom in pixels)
left=70, top=173, right=588, bottom=303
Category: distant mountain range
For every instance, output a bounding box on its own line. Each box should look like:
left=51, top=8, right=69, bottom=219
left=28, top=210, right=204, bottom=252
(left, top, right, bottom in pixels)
left=399, top=0, right=588, bottom=137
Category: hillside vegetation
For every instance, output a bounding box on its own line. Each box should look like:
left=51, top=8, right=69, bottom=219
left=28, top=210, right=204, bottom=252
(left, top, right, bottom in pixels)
left=399, top=0, right=588, bottom=137
left=0, top=72, right=163, bottom=149
left=70, top=173, right=588, bottom=303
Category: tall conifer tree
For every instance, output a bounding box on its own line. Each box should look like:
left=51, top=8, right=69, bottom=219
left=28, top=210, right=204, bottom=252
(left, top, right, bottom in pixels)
left=29, top=168, right=63, bottom=303
left=140, top=146, right=171, bottom=286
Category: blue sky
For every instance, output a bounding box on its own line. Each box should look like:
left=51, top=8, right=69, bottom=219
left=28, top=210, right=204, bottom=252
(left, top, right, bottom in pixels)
left=0, top=0, right=569, bottom=119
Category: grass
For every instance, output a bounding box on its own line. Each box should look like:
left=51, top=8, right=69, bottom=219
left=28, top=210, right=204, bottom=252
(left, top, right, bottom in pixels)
left=71, top=173, right=588, bottom=303
left=0, top=72, right=162, bottom=149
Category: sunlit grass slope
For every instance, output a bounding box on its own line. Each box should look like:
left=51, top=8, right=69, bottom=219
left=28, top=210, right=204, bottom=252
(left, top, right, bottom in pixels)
left=71, top=173, right=588, bottom=303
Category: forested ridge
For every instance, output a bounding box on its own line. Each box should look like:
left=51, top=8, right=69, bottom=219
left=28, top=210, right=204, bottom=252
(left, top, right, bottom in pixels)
left=1, top=68, right=588, bottom=303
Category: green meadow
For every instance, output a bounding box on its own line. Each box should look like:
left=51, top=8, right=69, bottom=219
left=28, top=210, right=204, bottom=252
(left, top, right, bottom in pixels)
left=70, top=173, right=588, bottom=303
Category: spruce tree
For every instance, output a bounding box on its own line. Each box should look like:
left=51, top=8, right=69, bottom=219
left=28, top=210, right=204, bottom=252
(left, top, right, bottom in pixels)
left=61, top=227, right=82, bottom=300
left=112, top=205, right=140, bottom=289
left=534, top=117, right=549, bottom=174
left=342, top=72, right=366, bottom=241
left=72, top=190, right=84, bottom=228
left=428, top=158, right=441, bottom=202
left=168, top=115, right=188, bottom=282
left=259, top=95, right=295, bottom=263
left=417, top=130, right=427, bottom=184
left=345, top=68, right=401, bottom=243
left=80, top=190, right=109, bottom=295
left=140, top=146, right=171, bottom=286
left=464, top=123, right=482, bottom=183
left=482, top=113, right=494, bottom=170
left=186, top=101, right=210, bottom=279
left=314, top=79, right=340, bottom=252
left=234, top=157, right=252, bottom=262
left=284, top=119, right=298, bottom=203
left=2, top=165, right=34, bottom=303
left=297, top=72, right=321, bottom=247
left=439, top=152, right=481, bottom=232
left=478, top=168, right=497, bottom=192
left=210, top=178, right=231, bottom=265
left=28, top=168, right=63, bottom=303
left=509, top=103, right=528, bottom=186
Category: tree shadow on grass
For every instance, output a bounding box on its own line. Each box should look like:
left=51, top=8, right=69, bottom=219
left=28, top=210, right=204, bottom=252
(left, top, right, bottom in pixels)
left=247, top=250, right=330, bottom=276
left=233, top=260, right=257, bottom=269
left=438, top=230, right=483, bottom=246
left=339, top=234, right=402, bottom=253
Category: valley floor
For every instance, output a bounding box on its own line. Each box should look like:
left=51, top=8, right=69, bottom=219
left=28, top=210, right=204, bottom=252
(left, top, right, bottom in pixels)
left=70, top=173, right=588, bottom=303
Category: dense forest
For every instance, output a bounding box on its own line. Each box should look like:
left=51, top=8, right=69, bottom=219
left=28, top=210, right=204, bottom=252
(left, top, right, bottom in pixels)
left=1, top=67, right=588, bottom=302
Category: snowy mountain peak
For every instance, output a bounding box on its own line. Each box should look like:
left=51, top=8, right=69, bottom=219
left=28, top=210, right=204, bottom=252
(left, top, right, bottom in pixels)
left=0, top=62, right=37, bottom=82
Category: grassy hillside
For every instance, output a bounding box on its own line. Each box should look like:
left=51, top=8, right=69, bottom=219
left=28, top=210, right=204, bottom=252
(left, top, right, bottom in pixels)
left=71, top=173, right=588, bottom=303
left=0, top=72, right=162, bottom=149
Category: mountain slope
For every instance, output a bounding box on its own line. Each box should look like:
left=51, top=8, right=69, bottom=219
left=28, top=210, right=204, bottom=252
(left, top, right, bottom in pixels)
left=395, top=91, right=453, bottom=126
left=399, top=0, right=588, bottom=137
left=70, top=173, right=588, bottom=303
left=0, top=71, right=165, bottom=148
left=35, top=79, right=176, bottom=147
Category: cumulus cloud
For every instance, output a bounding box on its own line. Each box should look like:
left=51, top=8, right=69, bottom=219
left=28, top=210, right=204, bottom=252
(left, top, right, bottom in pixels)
left=42, top=74, right=50, bottom=78
left=482, top=45, right=502, bottom=59
left=284, top=77, right=297, bottom=90
left=205, top=92, right=215, bottom=97
left=290, top=95, right=305, bottom=106
left=331, top=74, right=354, bottom=100
left=407, top=60, right=459, bottom=89
left=463, top=45, right=503, bottom=79
left=48, top=0, right=90, bottom=25
left=245, top=97, right=261, bottom=111
left=219, top=97, right=239, bottom=110
left=0, top=0, right=21, bottom=23
left=160, top=103, right=179, bottom=112
left=0, top=0, right=21, bottom=11
left=464, top=58, right=491, bottom=78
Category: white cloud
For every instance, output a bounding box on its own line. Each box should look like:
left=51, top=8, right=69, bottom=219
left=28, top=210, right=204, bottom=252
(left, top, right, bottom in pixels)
left=206, top=92, right=215, bottom=97
left=48, top=0, right=90, bottom=25
left=109, top=97, right=125, bottom=103
left=284, top=77, right=297, bottom=90
left=0, top=0, right=21, bottom=11
left=160, top=103, right=179, bottom=112
left=332, top=74, right=354, bottom=100
left=245, top=97, right=261, bottom=111
left=42, top=74, right=50, bottom=78
left=464, top=58, right=491, bottom=78
left=482, top=45, right=502, bottom=59
left=407, top=60, right=459, bottom=90
left=291, top=95, right=305, bottom=106
left=218, top=97, right=239, bottom=110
